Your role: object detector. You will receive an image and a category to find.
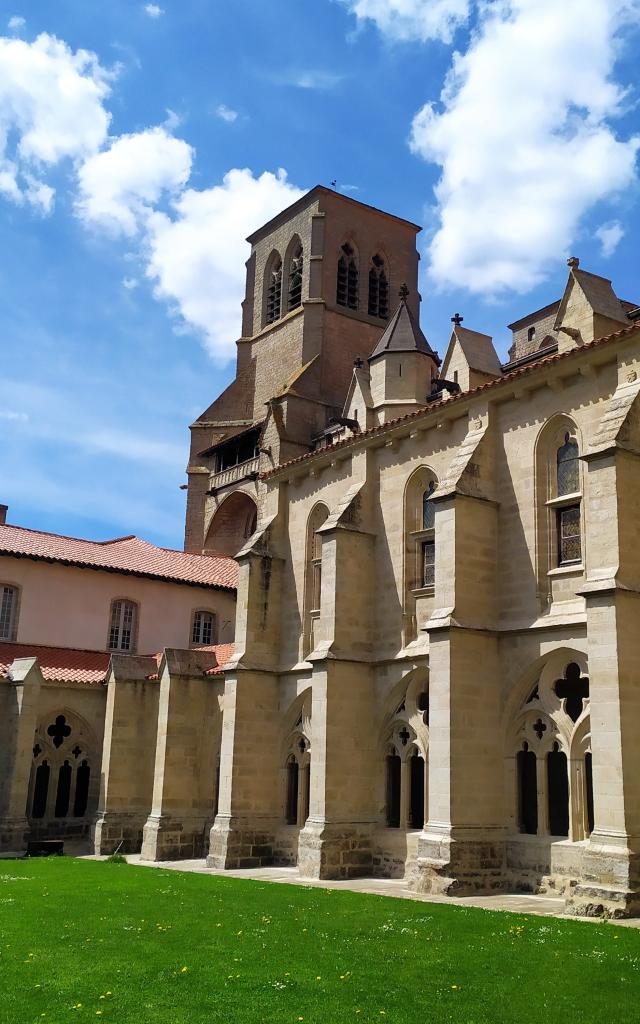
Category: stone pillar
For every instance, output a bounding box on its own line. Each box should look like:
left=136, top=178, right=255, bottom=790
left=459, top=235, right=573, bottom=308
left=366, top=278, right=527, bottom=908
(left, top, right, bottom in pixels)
left=415, top=488, right=504, bottom=894
left=93, top=656, right=159, bottom=855
left=567, top=444, right=640, bottom=916
left=207, top=668, right=281, bottom=868
left=0, top=658, right=41, bottom=853
left=141, top=649, right=221, bottom=861
left=208, top=512, right=287, bottom=868
left=297, top=660, right=377, bottom=879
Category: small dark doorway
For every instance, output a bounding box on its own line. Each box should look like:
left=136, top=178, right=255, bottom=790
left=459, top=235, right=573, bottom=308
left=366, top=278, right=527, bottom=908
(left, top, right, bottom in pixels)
left=517, top=743, right=538, bottom=835
left=285, top=758, right=299, bottom=825
left=547, top=743, right=569, bottom=837
left=409, top=755, right=425, bottom=829
left=73, top=761, right=91, bottom=817
left=32, top=761, right=50, bottom=819
left=302, top=764, right=310, bottom=824
left=386, top=754, right=401, bottom=828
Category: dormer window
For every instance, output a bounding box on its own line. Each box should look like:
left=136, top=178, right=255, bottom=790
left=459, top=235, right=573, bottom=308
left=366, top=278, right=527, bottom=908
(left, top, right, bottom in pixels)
left=337, top=244, right=358, bottom=310
left=288, top=243, right=303, bottom=311
left=368, top=254, right=389, bottom=320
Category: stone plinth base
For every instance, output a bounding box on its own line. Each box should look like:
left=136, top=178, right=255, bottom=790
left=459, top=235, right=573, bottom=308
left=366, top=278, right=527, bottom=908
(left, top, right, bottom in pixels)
left=0, top=816, right=29, bottom=854
left=93, top=812, right=147, bottom=855
left=297, top=821, right=373, bottom=880
left=140, top=814, right=209, bottom=861
left=564, top=833, right=640, bottom=918
left=411, top=827, right=505, bottom=895
left=207, top=815, right=276, bottom=869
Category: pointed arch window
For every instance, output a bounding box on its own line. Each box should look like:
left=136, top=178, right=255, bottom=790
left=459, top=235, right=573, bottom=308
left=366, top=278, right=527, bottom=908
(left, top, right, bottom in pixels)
left=266, top=257, right=283, bottom=325
left=287, top=243, right=303, bottom=311
left=419, top=480, right=436, bottom=588
left=555, top=433, right=581, bottom=566
left=107, top=599, right=138, bottom=653
left=0, top=583, right=18, bottom=640
left=303, top=505, right=329, bottom=655
left=368, top=254, right=389, bottom=320
left=336, top=244, right=358, bottom=310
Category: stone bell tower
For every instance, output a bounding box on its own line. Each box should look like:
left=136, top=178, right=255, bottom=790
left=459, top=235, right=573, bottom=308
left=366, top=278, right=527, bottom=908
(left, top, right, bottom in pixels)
left=184, top=186, right=423, bottom=555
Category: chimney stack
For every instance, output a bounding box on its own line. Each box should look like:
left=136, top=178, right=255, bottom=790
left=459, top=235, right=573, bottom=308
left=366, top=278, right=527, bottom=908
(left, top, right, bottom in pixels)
left=0, top=505, right=7, bottom=525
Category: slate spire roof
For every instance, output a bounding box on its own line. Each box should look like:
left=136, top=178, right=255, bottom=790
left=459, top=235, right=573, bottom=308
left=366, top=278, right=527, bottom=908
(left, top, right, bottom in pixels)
left=368, top=288, right=440, bottom=364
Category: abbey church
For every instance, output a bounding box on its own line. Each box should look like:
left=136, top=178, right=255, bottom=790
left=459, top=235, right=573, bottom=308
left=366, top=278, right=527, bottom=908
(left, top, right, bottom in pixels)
left=3, top=185, right=640, bottom=917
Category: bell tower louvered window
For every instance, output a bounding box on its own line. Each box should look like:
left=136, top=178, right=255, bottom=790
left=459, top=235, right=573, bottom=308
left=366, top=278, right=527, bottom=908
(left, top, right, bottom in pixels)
left=368, top=254, right=389, bottom=320
left=266, top=258, right=282, bottom=325
left=336, top=244, right=358, bottom=310
left=288, top=244, right=303, bottom=311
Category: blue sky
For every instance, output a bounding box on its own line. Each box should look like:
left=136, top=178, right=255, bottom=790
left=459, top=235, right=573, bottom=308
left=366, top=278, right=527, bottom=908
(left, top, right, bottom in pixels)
left=1, top=0, right=639, bottom=549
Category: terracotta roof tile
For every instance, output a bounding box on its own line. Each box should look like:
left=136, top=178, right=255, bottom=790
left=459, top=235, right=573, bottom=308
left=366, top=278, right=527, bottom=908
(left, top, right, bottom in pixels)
left=0, top=642, right=109, bottom=686
left=0, top=525, right=238, bottom=591
left=264, top=320, right=640, bottom=479
left=203, top=642, right=235, bottom=675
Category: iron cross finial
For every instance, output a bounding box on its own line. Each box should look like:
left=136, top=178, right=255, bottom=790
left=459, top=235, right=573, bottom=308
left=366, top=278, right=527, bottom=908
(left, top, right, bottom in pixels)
left=399, top=283, right=409, bottom=300
left=353, top=357, right=364, bottom=368
left=451, top=313, right=464, bottom=326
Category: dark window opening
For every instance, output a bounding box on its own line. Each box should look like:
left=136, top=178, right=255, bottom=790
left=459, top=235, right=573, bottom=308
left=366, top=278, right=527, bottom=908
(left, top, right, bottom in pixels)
left=54, top=760, right=72, bottom=818
left=266, top=259, right=282, bottom=324
left=303, top=764, right=310, bottom=824
left=73, top=761, right=91, bottom=817
left=386, top=753, right=401, bottom=828
left=337, top=244, right=358, bottom=310
left=409, top=755, right=425, bottom=829
left=368, top=255, right=389, bottom=320
left=585, top=752, right=594, bottom=835
left=286, top=757, right=299, bottom=825
left=417, top=690, right=429, bottom=726
left=288, top=244, right=303, bottom=311
left=422, top=481, right=436, bottom=530
left=517, top=743, right=538, bottom=835
left=215, top=428, right=261, bottom=472
left=32, top=761, right=50, bottom=819
left=547, top=742, right=569, bottom=837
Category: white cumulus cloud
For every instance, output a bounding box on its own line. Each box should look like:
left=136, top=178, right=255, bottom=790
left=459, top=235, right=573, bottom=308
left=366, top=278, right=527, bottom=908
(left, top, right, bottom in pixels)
left=144, top=3, right=164, bottom=16
left=409, top=0, right=640, bottom=295
left=145, top=168, right=305, bottom=361
left=595, top=220, right=625, bottom=258
left=0, top=32, right=111, bottom=209
left=215, top=103, right=238, bottom=123
left=76, top=127, right=193, bottom=236
left=340, top=0, right=470, bottom=43
left=7, top=16, right=25, bottom=31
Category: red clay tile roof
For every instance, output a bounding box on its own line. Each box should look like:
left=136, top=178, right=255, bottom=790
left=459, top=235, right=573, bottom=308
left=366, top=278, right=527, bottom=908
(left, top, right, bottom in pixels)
left=263, top=320, right=640, bottom=479
left=0, top=525, right=238, bottom=591
left=202, top=642, right=235, bottom=675
left=0, top=642, right=109, bottom=686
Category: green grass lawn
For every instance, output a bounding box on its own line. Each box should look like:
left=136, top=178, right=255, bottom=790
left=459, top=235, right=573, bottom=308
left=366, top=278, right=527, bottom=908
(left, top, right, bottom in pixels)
left=1, top=859, right=640, bottom=1024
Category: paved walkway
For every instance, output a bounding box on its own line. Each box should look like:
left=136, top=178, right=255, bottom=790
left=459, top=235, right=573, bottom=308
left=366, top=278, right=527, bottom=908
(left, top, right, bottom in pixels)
left=94, top=854, right=635, bottom=927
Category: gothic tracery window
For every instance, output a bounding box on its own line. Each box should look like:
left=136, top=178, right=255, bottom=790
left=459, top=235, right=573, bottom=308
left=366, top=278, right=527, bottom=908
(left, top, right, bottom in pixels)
left=383, top=679, right=429, bottom=831
left=287, top=242, right=303, bottom=311
left=304, top=504, right=329, bottom=655
left=555, top=434, right=581, bottom=565
left=368, top=254, right=389, bottom=319
left=108, top=599, right=138, bottom=653
left=29, top=716, right=95, bottom=826
left=336, top=243, right=358, bottom=310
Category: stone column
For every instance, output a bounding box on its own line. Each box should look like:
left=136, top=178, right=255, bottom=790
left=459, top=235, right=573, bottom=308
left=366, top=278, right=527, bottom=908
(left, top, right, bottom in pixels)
left=0, top=658, right=42, bottom=853
left=567, top=444, right=640, bottom=916
left=297, top=660, right=377, bottom=879
left=141, top=649, right=221, bottom=861
left=415, top=488, right=504, bottom=894
left=93, top=656, right=159, bottom=855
